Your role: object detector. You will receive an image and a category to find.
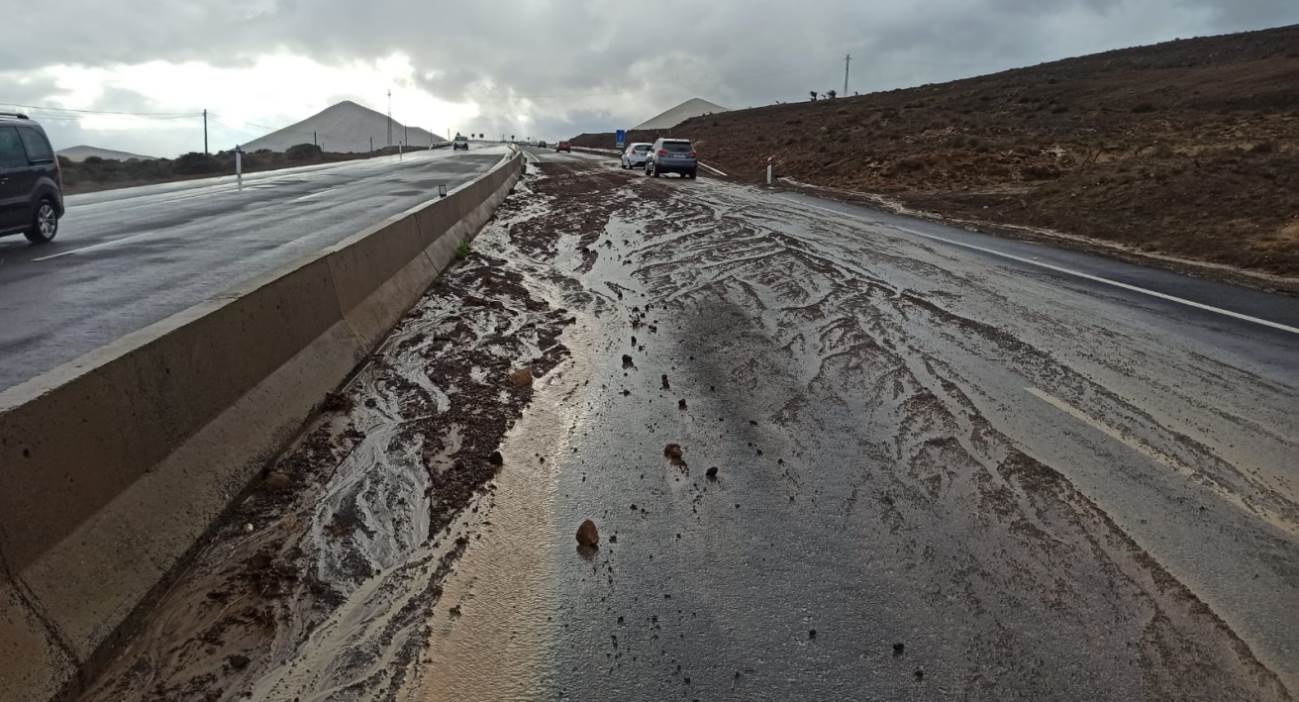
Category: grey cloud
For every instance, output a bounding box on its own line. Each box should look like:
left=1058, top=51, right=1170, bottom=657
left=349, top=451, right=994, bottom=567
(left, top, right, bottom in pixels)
left=2, top=0, right=1295, bottom=145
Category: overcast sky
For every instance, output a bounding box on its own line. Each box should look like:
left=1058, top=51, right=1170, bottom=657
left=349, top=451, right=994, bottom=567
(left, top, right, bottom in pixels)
left=1, top=0, right=1294, bottom=157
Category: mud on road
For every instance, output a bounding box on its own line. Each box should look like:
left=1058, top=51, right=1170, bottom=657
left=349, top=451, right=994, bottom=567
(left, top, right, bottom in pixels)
left=82, top=153, right=1298, bottom=701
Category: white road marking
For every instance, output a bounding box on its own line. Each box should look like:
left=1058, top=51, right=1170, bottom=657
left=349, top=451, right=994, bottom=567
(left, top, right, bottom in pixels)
left=1024, top=386, right=1299, bottom=536
left=289, top=186, right=342, bottom=203
left=1024, top=387, right=1182, bottom=471
left=778, top=196, right=1299, bottom=336
left=33, top=231, right=155, bottom=261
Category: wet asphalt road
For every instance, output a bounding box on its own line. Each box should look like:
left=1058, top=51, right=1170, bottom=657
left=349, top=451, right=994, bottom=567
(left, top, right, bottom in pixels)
left=0, top=147, right=507, bottom=392
left=425, top=151, right=1299, bottom=701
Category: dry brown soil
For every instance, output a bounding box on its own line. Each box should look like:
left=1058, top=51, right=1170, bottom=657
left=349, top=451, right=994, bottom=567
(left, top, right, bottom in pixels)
left=574, top=24, right=1299, bottom=278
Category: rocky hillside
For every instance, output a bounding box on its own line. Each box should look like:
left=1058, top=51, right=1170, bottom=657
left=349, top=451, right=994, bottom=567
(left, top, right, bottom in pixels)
left=576, top=24, right=1299, bottom=279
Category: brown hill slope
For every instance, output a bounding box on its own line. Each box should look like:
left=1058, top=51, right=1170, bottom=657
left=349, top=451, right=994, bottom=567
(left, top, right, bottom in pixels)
left=576, top=25, right=1299, bottom=279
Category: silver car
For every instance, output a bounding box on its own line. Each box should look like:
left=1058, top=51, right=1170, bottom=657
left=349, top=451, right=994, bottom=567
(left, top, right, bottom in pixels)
left=645, top=138, right=697, bottom=179
left=621, top=142, right=652, bottom=169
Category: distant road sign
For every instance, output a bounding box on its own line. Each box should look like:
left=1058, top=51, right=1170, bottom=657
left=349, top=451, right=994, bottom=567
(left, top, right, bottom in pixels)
left=615, top=129, right=626, bottom=148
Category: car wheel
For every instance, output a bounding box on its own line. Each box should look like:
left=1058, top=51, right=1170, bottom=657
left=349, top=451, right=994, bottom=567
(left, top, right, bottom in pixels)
left=688, top=169, right=698, bottom=179
left=25, top=199, right=58, bottom=244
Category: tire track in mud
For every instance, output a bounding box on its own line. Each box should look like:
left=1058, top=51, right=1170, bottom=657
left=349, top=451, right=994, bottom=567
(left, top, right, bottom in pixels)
left=572, top=167, right=1294, bottom=698
left=78, top=177, right=578, bottom=702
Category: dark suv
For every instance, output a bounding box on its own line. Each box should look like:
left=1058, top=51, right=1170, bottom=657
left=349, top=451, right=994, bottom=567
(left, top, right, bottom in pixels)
left=0, top=113, right=63, bottom=244
left=645, top=138, right=697, bottom=179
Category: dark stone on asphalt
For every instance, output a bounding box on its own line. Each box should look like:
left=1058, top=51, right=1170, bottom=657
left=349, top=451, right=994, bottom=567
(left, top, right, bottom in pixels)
left=577, top=519, right=599, bottom=547
left=661, top=374, right=671, bottom=389
left=488, top=451, right=504, bottom=467
left=914, top=669, right=925, bottom=682
left=664, top=443, right=686, bottom=467
left=509, top=367, right=533, bottom=387
left=678, top=398, right=687, bottom=410
left=893, top=642, right=905, bottom=656
left=622, top=354, right=634, bottom=369
left=809, top=629, right=817, bottom=639
left=706, top=466, right=719, bottom=480
left=227, top=654, right=250, bottom=671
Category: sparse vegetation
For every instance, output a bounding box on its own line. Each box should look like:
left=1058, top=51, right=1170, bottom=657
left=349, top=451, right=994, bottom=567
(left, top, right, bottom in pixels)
left=571, top=24, right=1299, bottom=277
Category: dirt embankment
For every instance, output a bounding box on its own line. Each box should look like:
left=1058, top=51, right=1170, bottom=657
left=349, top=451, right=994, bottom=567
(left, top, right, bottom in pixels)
left=574, top=24, right=1299, bottom=279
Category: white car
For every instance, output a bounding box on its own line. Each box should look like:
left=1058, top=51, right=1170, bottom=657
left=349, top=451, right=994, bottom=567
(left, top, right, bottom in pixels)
left=621, top=142, right=652, bottom=169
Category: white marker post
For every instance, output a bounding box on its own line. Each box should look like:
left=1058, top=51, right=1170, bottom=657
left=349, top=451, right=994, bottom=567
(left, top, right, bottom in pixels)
left=766, top=156, right=774, bottom=186
left=235, top=146, right=243, bottom=191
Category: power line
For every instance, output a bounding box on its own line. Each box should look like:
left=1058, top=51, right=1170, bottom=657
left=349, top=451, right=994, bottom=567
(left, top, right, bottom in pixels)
left=0, top=101, right=202, bottom=118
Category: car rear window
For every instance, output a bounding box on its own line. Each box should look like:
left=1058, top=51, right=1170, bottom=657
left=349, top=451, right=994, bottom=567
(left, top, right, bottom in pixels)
left=0, top=127, right=27, bottom=168
left=662, top=141, right=692, bottom=153
left=634, top=144, right=650, bottom=152
left=17, top=127, right=54, bottom=163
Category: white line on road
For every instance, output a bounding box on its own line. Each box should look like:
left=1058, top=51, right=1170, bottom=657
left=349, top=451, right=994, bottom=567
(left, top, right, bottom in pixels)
left=1024, top=387, right=1181, bottom=470
left=289, top=186, right=343, bottom=203
left=33, top=231, right=154, bottom=261
left=1024, top=386, right=1299, bottom=537
left=777, top=196, right=1299, bottom=336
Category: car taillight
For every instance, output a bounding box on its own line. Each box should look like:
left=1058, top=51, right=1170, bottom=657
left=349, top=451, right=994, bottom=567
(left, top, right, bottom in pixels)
left=688, top=151, right=696, bottom=158
left=657, top=149, right=667, bottom=156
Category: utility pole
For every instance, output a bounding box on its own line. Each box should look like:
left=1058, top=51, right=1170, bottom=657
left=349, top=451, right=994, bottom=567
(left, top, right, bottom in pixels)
left=369, top=136, right=373, bottom=155
left=313, top=130, right=317, bottom=147
left=844, top=54, right=851, bottom=96
left=387, top=89, right=392, bottom=147
left=203, top=109, right=208, bottom=155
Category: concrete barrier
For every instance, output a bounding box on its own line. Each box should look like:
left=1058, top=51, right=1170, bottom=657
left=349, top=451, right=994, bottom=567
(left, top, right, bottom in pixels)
left=0, top=149, right=525, bottom=702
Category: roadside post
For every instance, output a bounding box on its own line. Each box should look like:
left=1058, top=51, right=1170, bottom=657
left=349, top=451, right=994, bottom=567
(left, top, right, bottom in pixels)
left=236, top=145, right=243, bottom=191
left=766, top=156, right=774, bottom=186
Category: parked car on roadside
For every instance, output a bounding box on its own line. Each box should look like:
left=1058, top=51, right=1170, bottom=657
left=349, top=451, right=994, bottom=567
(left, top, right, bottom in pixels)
left=538, top=140, right=548, bottom=148
left=621, top=142, right=653, bottom=170
left=556, top=141, right=572, bottom=153
left=0, top=113, right=63, bottom=244
left=452, top=134, right=469, bottom=151
left=644, top=138, right=697, bottom=179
